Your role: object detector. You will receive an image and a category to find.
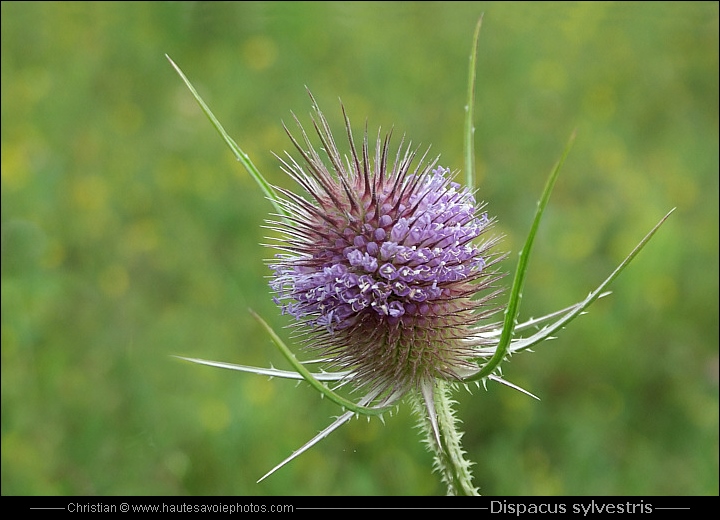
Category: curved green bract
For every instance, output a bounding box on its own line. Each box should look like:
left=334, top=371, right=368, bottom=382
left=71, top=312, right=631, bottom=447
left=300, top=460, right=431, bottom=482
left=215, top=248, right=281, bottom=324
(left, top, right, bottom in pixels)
left=464, top=15, right=483, bottom=190
left=500, top=207, right=676, bottom=356
left=465, top=130, right=576, bottom=382
left=166, top=55, right=286, bottom=220
left=250, top=310, right=395, bottom=416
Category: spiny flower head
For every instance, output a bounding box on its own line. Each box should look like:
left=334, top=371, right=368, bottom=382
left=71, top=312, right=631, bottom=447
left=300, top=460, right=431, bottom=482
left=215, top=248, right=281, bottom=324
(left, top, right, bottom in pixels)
left=168, top=32, right=672, bottom=491
left=268, top=95, right=503, bottom=397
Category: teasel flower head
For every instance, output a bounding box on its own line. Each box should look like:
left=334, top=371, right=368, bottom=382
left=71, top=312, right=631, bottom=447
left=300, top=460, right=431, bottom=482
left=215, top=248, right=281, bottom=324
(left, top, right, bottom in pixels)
left=268, top=94, right=504, bottom=400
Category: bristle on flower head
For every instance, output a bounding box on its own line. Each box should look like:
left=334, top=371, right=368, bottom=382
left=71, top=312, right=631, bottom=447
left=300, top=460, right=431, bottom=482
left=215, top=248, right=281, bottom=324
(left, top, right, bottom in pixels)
left=268, top=93, right=503, bottom=397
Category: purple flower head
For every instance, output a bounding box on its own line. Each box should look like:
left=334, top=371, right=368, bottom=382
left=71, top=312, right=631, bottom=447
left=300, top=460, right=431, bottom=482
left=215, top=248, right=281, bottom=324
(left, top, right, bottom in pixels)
left=268, top=95, right=503, bottom=396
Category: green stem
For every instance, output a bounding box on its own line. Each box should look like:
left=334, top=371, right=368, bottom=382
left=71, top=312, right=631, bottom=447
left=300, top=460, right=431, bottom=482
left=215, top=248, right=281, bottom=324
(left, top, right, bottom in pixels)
left=414, top=380, right=479, bottom=496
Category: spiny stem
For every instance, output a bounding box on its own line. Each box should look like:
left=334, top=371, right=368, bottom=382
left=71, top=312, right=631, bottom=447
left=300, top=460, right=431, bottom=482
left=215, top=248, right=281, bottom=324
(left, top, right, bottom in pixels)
left=414, top=380, right=479, bottom=496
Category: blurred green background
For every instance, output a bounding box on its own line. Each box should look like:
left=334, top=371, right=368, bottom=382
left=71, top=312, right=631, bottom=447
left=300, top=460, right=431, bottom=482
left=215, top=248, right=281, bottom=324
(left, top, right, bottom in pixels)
left=2, top=1, right=717, bottom=496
